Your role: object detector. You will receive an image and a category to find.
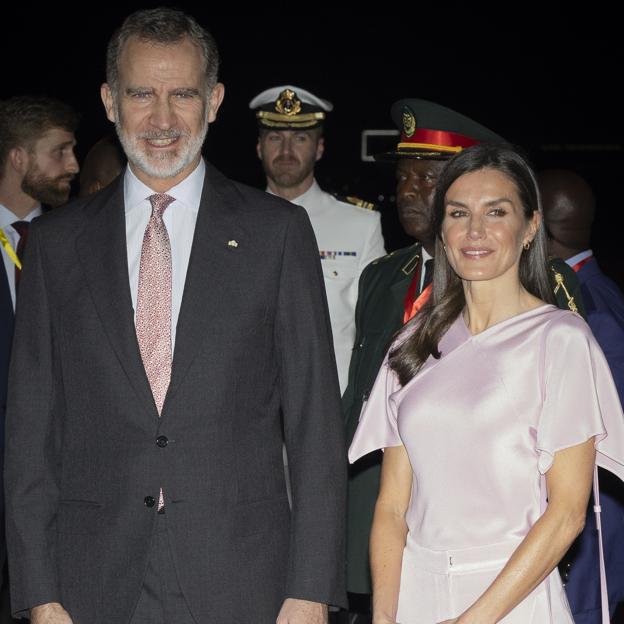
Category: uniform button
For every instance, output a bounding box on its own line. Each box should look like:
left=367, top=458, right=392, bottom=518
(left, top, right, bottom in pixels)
left=144, top=496, right=155, bottom=508
left=156, top=435, right=168, bottom=448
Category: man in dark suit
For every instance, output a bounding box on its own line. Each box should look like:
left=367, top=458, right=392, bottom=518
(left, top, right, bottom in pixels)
left=541, top=169, right=624, bottom=623
left=5, top=8, right=345, bottom=624
left=0, top=95, right=79, bottom=596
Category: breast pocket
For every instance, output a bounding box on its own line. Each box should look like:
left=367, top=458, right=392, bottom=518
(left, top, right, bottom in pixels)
left=321, top=258, right=359, bottom=325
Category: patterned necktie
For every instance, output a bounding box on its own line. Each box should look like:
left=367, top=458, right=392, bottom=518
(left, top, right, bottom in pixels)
left=136, top=193, right=175, bottom=415
left=12, top=220, right=30, bottom=290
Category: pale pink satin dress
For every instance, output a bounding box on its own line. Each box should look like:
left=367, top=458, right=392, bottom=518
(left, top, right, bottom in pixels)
left=349, top=305, right=624, bottom=623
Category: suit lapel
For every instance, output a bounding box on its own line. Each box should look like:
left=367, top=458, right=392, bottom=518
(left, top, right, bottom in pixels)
left=76, top=180, right=157, bottom=418
left=165, top=164, right=249, bottom=408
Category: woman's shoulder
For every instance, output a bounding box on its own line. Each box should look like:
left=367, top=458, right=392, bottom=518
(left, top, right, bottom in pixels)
left=540, top=305, right=590, bottom=336
left=538, top=306, right=596, bottom=359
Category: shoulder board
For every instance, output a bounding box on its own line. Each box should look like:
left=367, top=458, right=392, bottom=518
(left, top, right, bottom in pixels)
left=371, top=244, right=420, bottom=268
left=333, top=193, right=377, bottom=211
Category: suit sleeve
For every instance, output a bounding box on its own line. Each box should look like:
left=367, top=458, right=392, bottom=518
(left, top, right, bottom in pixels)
left=4, top=223, right=63, bottom=616
left=275, top=206, right=347, bottom=608
left=342, top=261, right=375, bottom=441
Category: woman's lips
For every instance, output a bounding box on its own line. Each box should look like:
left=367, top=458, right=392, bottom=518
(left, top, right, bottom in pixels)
left=461, top=247, right=493, bottom=259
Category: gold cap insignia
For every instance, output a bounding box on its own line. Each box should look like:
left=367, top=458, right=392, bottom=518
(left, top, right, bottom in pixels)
left=275, top=89, right=302, bottom=116
left=402, top=106, right=416, bottom=137
left=227, top=240, right=239, bottom=248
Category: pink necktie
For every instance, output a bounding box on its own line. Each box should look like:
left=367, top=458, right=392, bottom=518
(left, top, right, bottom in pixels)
left=136, top=193, right=175, bottom=415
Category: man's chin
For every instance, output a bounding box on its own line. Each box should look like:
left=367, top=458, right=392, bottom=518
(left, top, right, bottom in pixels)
left=269, top=171, right=308, bottom=189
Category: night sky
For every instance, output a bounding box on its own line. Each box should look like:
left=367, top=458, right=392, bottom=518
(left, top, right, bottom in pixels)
left=3, top=6, right=622, bottom=281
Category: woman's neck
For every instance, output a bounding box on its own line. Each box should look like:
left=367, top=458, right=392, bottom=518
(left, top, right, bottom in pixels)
left=462, top=276, right=544, bottom=336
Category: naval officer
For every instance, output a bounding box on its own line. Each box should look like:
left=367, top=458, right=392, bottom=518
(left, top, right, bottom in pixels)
left=250, top=85, right=386, bottom=394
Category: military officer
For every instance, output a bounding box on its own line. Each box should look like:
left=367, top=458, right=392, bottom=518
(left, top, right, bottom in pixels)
left=342, top=98, right=585, bottom=622
left=250, top=85, right=386, bottom=394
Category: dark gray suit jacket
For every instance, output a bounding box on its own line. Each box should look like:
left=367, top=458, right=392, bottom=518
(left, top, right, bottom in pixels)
left=4, top=163, right=347, bottom=623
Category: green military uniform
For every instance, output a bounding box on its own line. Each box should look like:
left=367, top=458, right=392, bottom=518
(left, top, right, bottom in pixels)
left=343, top=247, right=585, bottom=594
left=343, top=243, right=423, bottom=593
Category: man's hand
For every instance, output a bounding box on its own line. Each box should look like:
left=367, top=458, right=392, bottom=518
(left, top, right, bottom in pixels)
left=276, top=598, right=328, bottom=624
left=30, top=602, right=73, bottom=624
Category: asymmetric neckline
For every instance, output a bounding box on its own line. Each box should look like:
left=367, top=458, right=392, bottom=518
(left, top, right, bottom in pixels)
left=460, top=303, right=556, bottom=338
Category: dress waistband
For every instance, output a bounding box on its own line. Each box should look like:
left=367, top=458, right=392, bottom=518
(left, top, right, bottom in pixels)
left=405, top=535, right=522, bottom=574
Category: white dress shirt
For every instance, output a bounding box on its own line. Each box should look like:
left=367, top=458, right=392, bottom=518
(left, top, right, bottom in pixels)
left=0, top=203, right=43, bottom=310
left=565, top=249, right=593, bottom=268
left=420, top=247, right=433, bottom=292
left=124, top=160, right=205, bottom=350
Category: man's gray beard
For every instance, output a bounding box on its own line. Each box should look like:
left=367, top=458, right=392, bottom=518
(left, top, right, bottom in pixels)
left=21, top=166, right=72, bottom=207
left=114, top=109, right=209, bottom=180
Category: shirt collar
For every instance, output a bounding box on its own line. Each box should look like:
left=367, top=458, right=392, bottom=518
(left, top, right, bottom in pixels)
left=291, top=178, right=321, bottom=205
left=421, top=247, right=433, bottom=263
left=0, top=203, right=43, bottom=228
left=265, top=178, right=320, bottom=204
left=565, top=249, right=593, bottom=268
left=123, top=159, right=206, bottom=215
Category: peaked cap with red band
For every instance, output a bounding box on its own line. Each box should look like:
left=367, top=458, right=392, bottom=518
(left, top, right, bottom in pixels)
left=375, top=98, right=506, bottom=161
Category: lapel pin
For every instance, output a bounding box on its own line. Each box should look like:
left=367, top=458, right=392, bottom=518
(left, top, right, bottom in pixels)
left=227, top=240, right=239, bottom=248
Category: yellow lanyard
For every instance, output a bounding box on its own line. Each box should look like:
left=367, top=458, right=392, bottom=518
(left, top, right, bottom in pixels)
left=0, top=226, right=22, bottom=270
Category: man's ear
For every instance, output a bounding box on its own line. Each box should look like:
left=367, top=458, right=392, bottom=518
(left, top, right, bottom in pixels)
left=8, top=146, right=29, bottom=175
left=101, top=83, right=117, bottom=123
left=316, top=136, right=325, bottom=162
left=207, top=83, right=225, bottom=123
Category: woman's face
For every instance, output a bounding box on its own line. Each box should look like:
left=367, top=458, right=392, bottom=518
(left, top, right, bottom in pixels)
left=441, top=168, right=539, bottom=285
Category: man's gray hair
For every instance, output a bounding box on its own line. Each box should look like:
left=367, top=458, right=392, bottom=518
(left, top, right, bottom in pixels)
left=106, top=7, right=220, bottom=97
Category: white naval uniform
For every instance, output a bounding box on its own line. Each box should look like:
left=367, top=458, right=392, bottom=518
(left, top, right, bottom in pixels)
left=288, top=180, right=385, bottom=394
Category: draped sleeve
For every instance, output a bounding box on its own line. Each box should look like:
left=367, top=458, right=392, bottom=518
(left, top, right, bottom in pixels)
left=348, top=355, right=403, bottom=462
left=537, top=312, right=624, bottom=480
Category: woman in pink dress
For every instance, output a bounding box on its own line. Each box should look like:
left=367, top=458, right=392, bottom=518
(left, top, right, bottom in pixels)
left=349, top=144, right=624, bottom=623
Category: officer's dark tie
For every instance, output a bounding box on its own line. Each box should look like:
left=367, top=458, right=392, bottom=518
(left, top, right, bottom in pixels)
left=422, top=258, right=434, bottom=290
left=12, top=220, right=30, bottom=291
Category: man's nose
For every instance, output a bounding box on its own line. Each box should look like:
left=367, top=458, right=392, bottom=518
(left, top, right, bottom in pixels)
left=150, top=97, right=176, bottom=129
left=66, top=150, right=79, bottom=175
left=397, top=176, right=419, bottom=200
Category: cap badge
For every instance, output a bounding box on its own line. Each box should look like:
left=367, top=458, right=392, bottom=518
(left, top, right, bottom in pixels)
left=402, top=107, right=416, bottom=138
left=275, top=89, right=302, bottom=116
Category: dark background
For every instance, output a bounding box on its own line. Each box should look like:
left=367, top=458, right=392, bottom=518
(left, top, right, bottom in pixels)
left=2, top=6, right=622, bottom=283
left=1, top=8, right=624, bottom=622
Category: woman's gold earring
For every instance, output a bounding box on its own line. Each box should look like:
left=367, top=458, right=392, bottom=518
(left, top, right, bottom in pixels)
left=523, top=240, right=531, bottom=251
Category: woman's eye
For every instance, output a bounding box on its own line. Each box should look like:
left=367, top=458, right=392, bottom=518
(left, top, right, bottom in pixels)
left=489, top=208, right=507, bottom=217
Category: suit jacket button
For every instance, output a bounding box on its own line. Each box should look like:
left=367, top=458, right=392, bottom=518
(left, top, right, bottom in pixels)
left=144, top=496, right=155, bottom=508
left=156, top=435, right=168, bottom=448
